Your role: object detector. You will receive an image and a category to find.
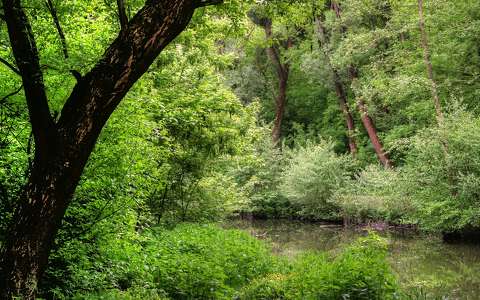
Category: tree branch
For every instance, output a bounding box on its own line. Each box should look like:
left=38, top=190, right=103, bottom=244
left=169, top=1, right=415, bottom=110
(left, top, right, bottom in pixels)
left=2, top=0, right=56, bottom=160
left=195, top=0, right=223, bottom=8
left=116, top=0, right=128, bottom=30
left=57, top=1, right=207, bottom=149
left=45, top=0, right=68, bottom=59
left=0, top=56, right=20, bottom=75
left=0, top=84, right=22, bottom=104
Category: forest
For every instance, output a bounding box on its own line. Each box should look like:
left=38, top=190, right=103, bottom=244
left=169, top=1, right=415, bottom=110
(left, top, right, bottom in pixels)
left=1, top=0, right=480, bottom=299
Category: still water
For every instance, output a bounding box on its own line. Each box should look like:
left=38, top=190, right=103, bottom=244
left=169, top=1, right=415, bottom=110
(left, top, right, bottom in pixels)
left=228, top=219, right=480, bottom=300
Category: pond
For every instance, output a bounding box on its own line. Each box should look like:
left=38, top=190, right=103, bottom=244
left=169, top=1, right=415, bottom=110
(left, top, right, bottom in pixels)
left=227, top=219, right=480, bottom=299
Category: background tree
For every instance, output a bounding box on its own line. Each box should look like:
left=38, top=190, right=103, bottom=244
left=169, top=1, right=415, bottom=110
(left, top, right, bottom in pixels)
left=314, top=7, right=358, bottom=156
left=248, top=8, right=293, bottom=144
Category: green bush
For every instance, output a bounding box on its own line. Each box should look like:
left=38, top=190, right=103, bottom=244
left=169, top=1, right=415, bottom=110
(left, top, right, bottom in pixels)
left=279, top=140, right=352, bottom=220
left=230, top=132, right=294, bottom=219
left=73, top=288, right=169, bottom=300
left=401, top=109, right=480, bottom=232
left=66, top=224, right=275, bottom=300
left=46, top=223, right=400, bottom=300
left=334, top=165, right=414, bottom=225
left=239, top=233, right=399, bottom=300
left=149, top=224, right=275, bottom=299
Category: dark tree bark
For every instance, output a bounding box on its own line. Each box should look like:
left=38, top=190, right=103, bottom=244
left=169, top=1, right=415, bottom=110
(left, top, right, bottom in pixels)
left=249, top=12, right=291, bottom=144
left=315, top=17, right=357, bottom=157
left=0, top=0, right=222, bottom=298
left=116, top=0, right=128, bottom=31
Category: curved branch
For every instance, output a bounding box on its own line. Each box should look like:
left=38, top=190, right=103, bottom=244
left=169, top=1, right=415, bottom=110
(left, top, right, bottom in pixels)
left=0, top=84, right=22, bottom=104
left=0, top=56, right=20, bottom=75
left=57, top=0, right=213, bottom=147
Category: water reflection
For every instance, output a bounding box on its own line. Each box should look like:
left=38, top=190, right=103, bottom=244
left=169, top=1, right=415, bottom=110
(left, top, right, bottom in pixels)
left=226, top=219, right=480, bottom=299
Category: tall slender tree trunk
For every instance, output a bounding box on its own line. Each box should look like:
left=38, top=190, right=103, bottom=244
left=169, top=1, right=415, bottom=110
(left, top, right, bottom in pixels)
left=263, top=19, right=291, bottom=144
left=329, top=1, right=391, bottom=167
left=271, top=70, right=288, bottom=144
left=0, top=0, right=222, bottom=298
left=248, top=11, right=291, bottom=144
left=334, top=73, right=358, bottom=156
left=418, top=0, right=444, bottom=125
left=357, top=98, right=392, bottom=168
left=349, top=68, right=392, bottom=168
left=315, top=17, right=357, bottom=156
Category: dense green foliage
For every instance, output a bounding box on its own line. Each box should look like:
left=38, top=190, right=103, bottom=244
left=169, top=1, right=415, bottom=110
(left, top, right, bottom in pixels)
left=63, top=224, right=274, bottom=299
left=1, top=0, right=480, bottom=297
left=279, top=140, right=352, bottom=220
left=239, top=233, right=397, bottom=300
left=41, top=224, right=397, bottom=299
left=403, top=109, right=480, bottom=232
left=224, top=0, right=480, bottom=235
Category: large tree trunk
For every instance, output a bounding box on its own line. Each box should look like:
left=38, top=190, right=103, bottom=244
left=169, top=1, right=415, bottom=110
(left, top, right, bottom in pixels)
left=0, top=150, right=85, bottom=298
left=315, top=17, right=358, bottom=156
left=0, top=0, right=221, bottom=298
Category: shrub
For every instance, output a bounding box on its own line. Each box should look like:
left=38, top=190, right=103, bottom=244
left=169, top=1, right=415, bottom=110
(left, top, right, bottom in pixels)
left=149, top=224, right=275, bottom=299
left=279, top=140, right=352, bottom=220
left=401, top=109, right=480, bottom=232
left=41, top=224, right=400, bottom=299
left=94, top=224, right=274, bottom=299
left=239, top=233, right=399, bottom=299
left=43, top=223, right=275, bottom=299
left=73, top=288, right=169, bottom=300
left=230, top=132, right=294, bottom=219
left=334, top=165, right=414, bottom=224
